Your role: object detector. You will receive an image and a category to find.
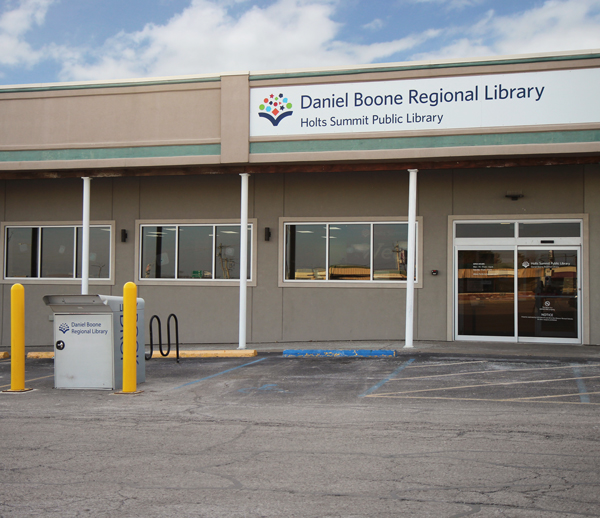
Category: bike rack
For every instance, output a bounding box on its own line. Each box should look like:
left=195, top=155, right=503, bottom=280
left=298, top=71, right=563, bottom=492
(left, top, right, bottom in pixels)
left=167, top=314, right=180, bottom=363
left=146, top=314, right=180, bottom=362
left=146, top=315, right=161, bottom=360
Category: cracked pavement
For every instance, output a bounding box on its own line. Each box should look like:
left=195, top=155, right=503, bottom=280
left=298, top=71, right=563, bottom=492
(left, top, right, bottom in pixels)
left=1, top=355, right=599, bottom=517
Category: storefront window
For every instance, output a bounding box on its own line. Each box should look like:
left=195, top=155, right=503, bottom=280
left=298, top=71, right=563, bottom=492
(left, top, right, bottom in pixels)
left=518, top=222, right=580, bottom=238
left=139, top=223, right=253, bottom=281
left=5, top=225, right=112, bottom=280
left=456, top=222, right=515, bottom=238
left=285, top=225, right=327, bottom=280
left=284, top=221, right=415, bottom=282
left=214, top=226, right=251, bottom=280
left=178, top=226, right=213, bottom=279
left=76, top=227, right=111, bottom=279
left=141, top=226, right=177, bottom=279
left=329, top=224, right=370, bottom=281
left=373, top=223, right=409, bottom=280
left=41, top=227, right=75, bottom=278
left=5, top=227, right=38, bottom=278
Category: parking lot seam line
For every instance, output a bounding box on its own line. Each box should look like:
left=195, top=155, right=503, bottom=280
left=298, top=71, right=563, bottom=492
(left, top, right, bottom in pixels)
left=171, top=357, right=268, bottom=390
left=372, top=375, right=600, bottom=397
left=403, top=360, right=489, bottom=369
left=571, top=364, right=591, bottom=403
left=0, top=374, right=54, bottom=390
left=506, top=390, right=600, bottom=401
left=392, top=363, right=600, bottom=381
left=151, top=350, right=257, bottom=359
left=283, top=349, right=395, bottom=358
left=367, top=395, right=600, bottom=405
left=358, top=358, right=415, bottom=398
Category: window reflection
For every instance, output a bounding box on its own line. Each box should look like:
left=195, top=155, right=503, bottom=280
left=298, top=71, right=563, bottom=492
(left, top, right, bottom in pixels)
left=76, top=227, right=111, bottom=279
left=329, top=224, right=370, bottom=280
left=456, top=223, right=515, bottom=238
left=6, top=227, right=38, bottom=278
left=518, top=222, right=580, bottom=238
left=141, top=226, right=176, bottom=279
left=214, top=226, right=251, bottom=280
left=373, top=224, right=409, bottom=280
left=284, top=222, right=416, bottom=282
left=457, top=250, right=514, bottom=336
left=285, top=225, right=326, bottom=280
left=5, top=225, right=112, bottom=280
left=518, top=249, right=578, bottom=338
left=140, top=223, right=252, bottom=281
left=178, top=226, right=213, bottom=279
left=41, top=227, right=75, bottom=278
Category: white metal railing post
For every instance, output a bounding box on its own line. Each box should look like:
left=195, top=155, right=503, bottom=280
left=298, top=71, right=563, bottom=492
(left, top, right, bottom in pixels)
left=404, top=169, right=418, bottom=348
left=81, top=177, right=91, bottom=295
left=238, top=173, right=250, bottom=349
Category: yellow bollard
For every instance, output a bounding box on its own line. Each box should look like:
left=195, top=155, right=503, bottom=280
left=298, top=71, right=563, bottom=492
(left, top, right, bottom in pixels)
left=122, top=282, right=138, bottom=393
left=6, top=284, right=31, bottom=392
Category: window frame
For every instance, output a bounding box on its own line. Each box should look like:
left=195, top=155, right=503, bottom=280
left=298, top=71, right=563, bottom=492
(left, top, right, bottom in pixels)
left=135, top=219, right=258, bottom=286
left=278, top=216, right=423, bottom=288
left=2, top=221, right=115, bottom=284
left=446, top=213, right=590, bottom=344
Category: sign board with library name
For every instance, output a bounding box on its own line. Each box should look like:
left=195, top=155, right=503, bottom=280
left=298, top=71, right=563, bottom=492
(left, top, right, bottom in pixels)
left=250, top=67, right=600, bottom=137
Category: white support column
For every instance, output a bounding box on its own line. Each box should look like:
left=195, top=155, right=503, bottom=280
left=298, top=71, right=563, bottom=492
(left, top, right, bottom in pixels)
left=238, top=173, right=250, bottom=349
left=81, top=177, right=91, bottom=295
left=404, top=169, right=418, bottom=349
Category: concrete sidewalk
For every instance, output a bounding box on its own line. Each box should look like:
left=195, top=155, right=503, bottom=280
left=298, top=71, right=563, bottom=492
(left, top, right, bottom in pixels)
left=3, top=339, right=600, bottom=362
left=165, top=339, right=600, bottom=361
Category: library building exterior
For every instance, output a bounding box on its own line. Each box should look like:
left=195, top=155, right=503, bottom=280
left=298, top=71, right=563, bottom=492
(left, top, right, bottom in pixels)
left=0, top=50, right=599, bottom=348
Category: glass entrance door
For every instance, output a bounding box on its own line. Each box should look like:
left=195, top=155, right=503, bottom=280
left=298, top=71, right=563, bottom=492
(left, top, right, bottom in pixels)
left=518, top=248, right=579, bottom=341
left=456, top=248, right=515, bottom=340
left=455, top=246, right=580, bottom=343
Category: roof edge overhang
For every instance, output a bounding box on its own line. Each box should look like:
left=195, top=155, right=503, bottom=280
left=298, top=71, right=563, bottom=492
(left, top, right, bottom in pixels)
left=0, top=49, right=599, bottom=94
left=0, top=153, right=597, bottom=180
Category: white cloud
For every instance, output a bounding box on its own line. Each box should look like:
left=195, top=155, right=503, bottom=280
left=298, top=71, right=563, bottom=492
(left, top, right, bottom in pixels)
left=56, top=0, right=438, bottom=81
left=363, top=18, right=384, bottom=31
left=0, top=0, right=54, bottom=66
left=4, top=0, right=599, bottom=84
left=412, top=0, right=600, bottom=61
left=407, top=0, right=485, bottom=10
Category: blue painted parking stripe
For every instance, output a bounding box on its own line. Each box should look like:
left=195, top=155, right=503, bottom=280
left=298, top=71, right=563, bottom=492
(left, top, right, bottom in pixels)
left=571, top=364, right=591, bottom=403
left=172, top=357, right=267, bottom=390
left=283, top=349, right=395, bottom=358
left=359, top=358, right=415, bottom=398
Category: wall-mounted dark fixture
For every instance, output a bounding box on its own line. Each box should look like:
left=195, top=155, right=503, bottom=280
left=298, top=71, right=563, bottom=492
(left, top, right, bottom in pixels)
left=121, top=229, right=128, bottom=242
left=505, top=191, right=524, bottom=201
left=264, top=227, right=272, bottom=241
left=431, top=270, right=439, bottom=276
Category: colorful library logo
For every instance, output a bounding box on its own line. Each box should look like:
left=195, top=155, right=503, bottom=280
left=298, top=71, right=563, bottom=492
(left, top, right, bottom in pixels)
left=258, top=93, right=293, bottom=126
left=59, top=323, right=70, bottom=334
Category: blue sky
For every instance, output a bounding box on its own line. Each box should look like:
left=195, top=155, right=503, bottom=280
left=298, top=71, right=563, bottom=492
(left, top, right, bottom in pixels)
left=1, top=0, right=600, bottom=86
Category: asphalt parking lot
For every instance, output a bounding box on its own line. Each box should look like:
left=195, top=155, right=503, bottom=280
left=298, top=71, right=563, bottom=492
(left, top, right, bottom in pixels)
left=1, top=354, right=600, bottom=517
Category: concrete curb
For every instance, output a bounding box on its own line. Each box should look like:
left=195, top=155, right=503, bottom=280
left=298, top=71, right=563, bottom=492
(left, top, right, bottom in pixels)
left=19, top=350, right=259, bottom=360
left=27, top=352, right=54, bottom=359
left=283, top=349, right=396, bottom=358
left=151, top=350, right=257, bottom=359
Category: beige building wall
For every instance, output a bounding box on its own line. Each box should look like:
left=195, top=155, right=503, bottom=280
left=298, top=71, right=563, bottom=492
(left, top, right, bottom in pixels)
left=0, top=167, right=597, bottom=346
left=0, top=83, right=221, bottom=149
left=584, top=164, right=600, bottom=344
left=0, top=51, right=597, bottom=346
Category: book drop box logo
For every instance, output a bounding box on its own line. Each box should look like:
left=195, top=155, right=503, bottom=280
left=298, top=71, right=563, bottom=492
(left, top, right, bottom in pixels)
left=258, top=92, right=293, bottom=126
